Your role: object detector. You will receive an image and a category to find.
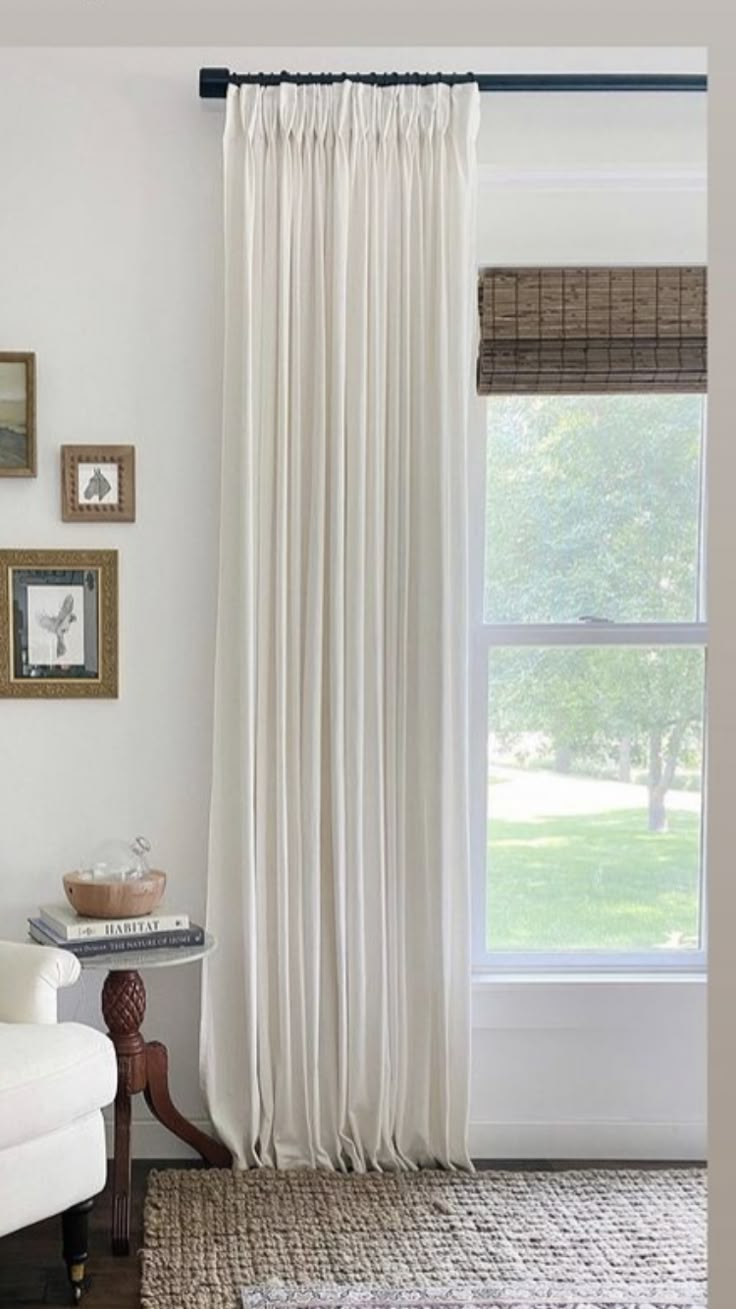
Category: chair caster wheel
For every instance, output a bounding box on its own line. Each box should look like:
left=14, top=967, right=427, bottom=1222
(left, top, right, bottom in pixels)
left=67, top=1262, right=88, bottom=1303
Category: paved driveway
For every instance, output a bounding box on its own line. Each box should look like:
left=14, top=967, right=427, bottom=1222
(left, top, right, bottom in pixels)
left=489, top=764, right=701, bottom=820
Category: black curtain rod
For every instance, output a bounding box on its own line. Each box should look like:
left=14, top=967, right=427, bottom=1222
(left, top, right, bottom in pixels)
left=199, top=67, right=707, bottom=99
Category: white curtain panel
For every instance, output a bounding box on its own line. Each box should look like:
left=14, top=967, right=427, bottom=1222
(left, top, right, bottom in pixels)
left=201, top=79, right=479, bottom=1170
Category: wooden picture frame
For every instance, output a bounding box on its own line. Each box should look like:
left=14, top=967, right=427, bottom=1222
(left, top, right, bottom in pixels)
left=61, top=445, right=135, bottom=522
left=0, top=352, right=36, bottom=478
left=0, top=549, right=118, bottom=698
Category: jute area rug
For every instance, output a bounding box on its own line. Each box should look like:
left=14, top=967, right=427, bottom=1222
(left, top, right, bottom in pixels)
left=141, top=1166, right=706, bottom=1309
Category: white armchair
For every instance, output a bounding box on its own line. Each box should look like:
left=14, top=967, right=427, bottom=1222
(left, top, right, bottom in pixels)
left=0, top=941, right=117, bottom=1301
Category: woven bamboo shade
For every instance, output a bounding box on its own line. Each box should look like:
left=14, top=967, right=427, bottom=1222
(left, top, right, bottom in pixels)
left=477, top=266, right=707, bottom=394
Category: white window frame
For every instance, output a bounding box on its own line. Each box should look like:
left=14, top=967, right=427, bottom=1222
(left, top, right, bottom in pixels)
left=469, top=395, right=708, bottom=975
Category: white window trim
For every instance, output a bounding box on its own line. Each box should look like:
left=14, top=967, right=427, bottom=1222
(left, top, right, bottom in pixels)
left=476, top=622, right=707, bottom=647
left=469, top=397, right=709, bottom=975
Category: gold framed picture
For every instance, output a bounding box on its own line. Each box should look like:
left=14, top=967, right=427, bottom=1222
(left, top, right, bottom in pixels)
left=0, top=353, right=36, bottom=478
left=61, top=445, right=135, bottom=522
left=0, top=549, right=118, bottom=698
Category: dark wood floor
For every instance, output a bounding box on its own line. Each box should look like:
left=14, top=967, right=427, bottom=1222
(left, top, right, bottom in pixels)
left=0, top=1159, right=702, bottom=1309
left=0, top=1161, right=193, bottom=1309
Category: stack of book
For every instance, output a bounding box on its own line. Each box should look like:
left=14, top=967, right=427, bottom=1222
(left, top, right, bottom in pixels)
left=28, top=903, right=205, bottom=958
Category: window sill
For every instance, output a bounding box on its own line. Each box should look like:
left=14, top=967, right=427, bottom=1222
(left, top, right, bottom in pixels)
left=472, top=969, right=707, bottom=986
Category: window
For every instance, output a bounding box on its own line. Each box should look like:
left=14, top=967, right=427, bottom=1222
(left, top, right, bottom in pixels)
left=472, top=283, right=707, bottom=970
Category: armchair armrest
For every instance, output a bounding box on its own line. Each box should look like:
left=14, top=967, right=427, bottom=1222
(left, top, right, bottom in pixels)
left=0, top=940, right=80, bottom=1024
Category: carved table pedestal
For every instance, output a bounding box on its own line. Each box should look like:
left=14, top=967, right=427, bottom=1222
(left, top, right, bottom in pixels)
left=84, top=936, right=231, bottom=1255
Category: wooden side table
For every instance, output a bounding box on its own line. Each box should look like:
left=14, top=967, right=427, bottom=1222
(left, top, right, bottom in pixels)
left=82, top=935, right=231, bottom=1255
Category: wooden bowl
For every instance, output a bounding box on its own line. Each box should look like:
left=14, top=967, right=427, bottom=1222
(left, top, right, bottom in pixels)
left=62, top=869, right=167, bottom=919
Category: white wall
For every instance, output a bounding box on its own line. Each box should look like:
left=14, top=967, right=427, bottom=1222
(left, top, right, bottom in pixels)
left=0, top=47, right=706, bottom=1160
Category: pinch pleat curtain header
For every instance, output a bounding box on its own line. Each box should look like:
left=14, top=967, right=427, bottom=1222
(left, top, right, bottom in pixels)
left=225, top=78, right=479, bottom=152
left=477, top=266, right=707, bottom=394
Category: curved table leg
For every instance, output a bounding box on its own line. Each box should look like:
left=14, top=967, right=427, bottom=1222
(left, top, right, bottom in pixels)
left=144, top=1041, right=232, bottom=1168
left=111, top=1086, right=133, bottom=1256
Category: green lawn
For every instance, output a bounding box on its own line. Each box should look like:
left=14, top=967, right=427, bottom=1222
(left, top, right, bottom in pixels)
left=487, top=808, right=701, bottom=952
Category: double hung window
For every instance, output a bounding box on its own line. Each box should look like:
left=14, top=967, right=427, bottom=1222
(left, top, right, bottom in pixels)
left=472, top=268, right=707, bottom=971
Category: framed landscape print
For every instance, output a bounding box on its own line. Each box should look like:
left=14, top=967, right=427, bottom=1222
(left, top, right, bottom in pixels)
left=0, top=550, right=118, bottom=698
left=61, top=444, right=135, bottom=522
left=0, top=353, right=36, bottom=477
